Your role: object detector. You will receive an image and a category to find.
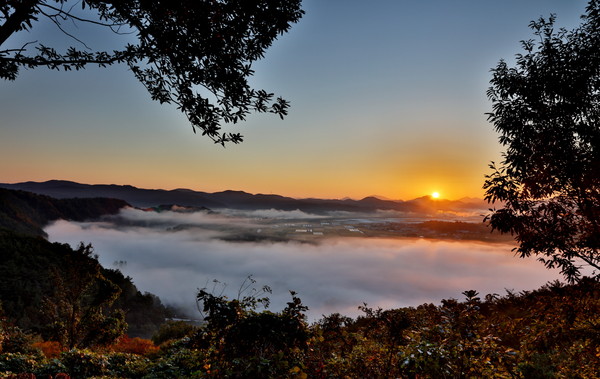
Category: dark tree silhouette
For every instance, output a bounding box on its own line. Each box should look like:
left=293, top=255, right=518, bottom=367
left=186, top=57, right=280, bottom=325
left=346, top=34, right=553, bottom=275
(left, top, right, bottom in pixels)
left=484, top=0, right=600, bottom=282
left=0, top=0, right=304, bottom=145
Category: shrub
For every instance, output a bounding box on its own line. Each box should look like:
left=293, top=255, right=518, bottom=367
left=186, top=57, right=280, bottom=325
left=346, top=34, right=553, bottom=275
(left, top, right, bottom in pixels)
left=151, top=321, right=198, bottom=346
left=110, top=336, right=159, bottom=356
left=60, top=349, right=108, bottom=378
left=32, top=341, right=63, bottom=359
left=106, top=352, right=151, bottom=378
left=0, top=352, right=42, bottom=375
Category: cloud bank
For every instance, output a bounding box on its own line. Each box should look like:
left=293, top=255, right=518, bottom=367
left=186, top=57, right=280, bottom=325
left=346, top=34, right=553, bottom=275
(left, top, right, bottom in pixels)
left=45, top=209, right=561, bottom=320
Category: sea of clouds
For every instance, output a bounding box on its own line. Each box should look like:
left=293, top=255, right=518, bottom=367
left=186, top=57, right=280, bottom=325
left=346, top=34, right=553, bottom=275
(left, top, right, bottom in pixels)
left=45, top=207, right=561, bottom=321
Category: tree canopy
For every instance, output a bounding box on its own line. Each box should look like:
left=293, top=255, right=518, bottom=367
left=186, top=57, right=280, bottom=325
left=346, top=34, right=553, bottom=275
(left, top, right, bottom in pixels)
left=484, top=0, right=600, bottom=282
left=0, top=0, right=304, bottom=145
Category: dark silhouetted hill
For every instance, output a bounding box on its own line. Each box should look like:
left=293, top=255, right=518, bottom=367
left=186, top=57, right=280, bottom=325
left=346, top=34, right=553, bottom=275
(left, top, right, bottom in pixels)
left=0, top=188, right=129, bottom=237
left=0, top=180, right=488, bottom=215
left=0, top=180, right=224, bottom=209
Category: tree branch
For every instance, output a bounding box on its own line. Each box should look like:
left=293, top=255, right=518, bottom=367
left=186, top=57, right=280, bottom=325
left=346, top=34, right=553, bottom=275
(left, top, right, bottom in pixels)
left=0, top=0, right=39, bottom=47
left=1, top=54, right=124, bottom=68
left=37, top=7, right=92, bottom=50
left=38, top=2, right=128, bottom=30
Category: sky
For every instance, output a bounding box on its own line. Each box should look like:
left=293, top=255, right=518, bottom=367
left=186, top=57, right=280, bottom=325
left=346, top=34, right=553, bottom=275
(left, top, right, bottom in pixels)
left=0, top=0, right=590, bottom=200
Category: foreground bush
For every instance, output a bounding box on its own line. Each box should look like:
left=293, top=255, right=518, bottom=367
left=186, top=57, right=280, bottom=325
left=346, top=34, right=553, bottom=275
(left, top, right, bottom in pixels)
left=0, top=279, right=598, bottom=378
left=110, top=336, right=159, bottom=356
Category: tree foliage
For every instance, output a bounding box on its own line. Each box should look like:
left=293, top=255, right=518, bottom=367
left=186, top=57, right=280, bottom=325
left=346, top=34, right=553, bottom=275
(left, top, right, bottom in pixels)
left=484, top=0, right=600, bottom=282
left=2, top=280, right=600, bottom=378
left=192, top=278, right=310, bottom=377
left=0, top=229, right=170, bottom=347
left=40, top=243, right=126, bottom=349
left=0, top=0, right=304, bottom=145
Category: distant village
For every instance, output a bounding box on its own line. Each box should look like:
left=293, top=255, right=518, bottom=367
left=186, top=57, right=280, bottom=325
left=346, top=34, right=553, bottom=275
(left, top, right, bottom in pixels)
left=252, top=218, right=513, bottom=243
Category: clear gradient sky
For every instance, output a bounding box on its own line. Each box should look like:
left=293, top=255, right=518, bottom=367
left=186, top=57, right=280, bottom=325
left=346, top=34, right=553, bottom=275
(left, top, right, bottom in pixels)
left=0, top=0, right=589, bottom=200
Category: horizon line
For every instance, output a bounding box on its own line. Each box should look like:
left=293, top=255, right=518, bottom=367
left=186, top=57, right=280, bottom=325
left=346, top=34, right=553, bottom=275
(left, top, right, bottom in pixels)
left=0, top=178, right=485, bottom=203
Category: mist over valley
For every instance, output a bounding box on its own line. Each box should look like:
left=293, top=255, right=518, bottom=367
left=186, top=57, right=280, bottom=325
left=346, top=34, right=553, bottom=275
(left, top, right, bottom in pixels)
left=45, top=205, right=559, bottom=320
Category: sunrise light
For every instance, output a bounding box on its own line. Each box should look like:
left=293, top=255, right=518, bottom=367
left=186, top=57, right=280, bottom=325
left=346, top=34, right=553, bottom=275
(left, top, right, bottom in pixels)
left=431, top=192, right=440, bottom=199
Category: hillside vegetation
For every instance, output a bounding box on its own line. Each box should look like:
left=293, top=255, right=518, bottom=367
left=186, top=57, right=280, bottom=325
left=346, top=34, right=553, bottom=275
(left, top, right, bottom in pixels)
left=1, top=277, right=599, bottom=378
left=0, top=188, right=129, bottom=237
left=0, top=230, right=171, bottom=342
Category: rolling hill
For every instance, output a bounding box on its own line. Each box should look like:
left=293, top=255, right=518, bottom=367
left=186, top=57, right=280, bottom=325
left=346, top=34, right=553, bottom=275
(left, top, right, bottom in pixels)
left=0, top=188, right=130, bottom=237
left=0, top=180, right=488, bottom=215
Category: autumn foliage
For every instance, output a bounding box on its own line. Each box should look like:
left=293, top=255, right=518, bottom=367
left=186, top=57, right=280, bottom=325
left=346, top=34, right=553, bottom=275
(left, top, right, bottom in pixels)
left=31, top=341, right=62, bottom=359
left=109, top=336, right=159, bottom=356
left=1, top=278, right=599, bottom=378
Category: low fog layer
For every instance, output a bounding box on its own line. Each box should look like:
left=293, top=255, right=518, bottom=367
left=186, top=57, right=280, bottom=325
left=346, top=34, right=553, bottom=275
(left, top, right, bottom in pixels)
left=45, top=208, right=560, bottom=320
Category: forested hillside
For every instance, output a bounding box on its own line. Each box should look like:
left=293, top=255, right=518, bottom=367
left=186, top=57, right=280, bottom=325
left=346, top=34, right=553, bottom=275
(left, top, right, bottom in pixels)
left=0, top=188, right=172, bottom=366
left=1, top=273, right=599, bottom=378
left=0, top=188, right=129, bottom=237
left=0, top=230, right=171, bottom=342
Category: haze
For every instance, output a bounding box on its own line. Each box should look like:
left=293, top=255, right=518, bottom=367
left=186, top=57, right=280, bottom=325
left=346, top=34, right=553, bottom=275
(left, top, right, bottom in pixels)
left=45, top=208, right=560, bottom=320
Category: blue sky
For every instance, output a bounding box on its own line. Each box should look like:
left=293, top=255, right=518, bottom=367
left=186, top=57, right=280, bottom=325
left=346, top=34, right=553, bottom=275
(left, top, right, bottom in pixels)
left=0, top=0, right=589, bottom=199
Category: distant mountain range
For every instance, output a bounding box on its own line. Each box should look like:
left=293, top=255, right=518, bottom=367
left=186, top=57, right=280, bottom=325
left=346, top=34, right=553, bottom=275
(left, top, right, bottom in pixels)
left=0, top=180, right=488, bottom=215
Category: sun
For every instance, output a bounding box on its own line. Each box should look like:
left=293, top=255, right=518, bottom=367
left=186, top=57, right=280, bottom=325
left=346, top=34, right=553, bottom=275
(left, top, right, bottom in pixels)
left=431, top=192, right=440, bottom=199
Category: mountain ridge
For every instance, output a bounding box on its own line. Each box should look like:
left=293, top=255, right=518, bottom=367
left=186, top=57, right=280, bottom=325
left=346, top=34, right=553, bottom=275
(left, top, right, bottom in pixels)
left=0, top=188, right=130, bottom=237
left=0, top=180, right=487, bottom=214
